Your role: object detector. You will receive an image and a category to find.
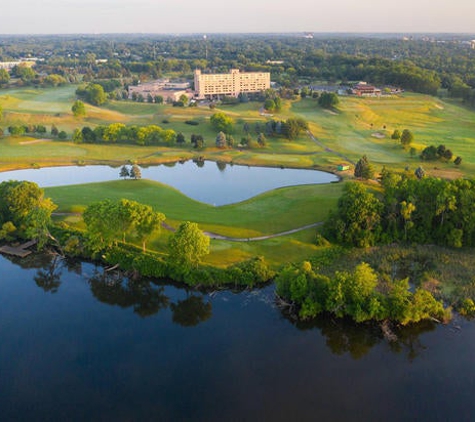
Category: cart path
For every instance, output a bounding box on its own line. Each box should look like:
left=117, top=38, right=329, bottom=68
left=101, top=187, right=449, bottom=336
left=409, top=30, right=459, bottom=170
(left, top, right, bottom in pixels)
left=162, top=221, right=323, bottom=242
left=306, top=129, right=355, bottom=165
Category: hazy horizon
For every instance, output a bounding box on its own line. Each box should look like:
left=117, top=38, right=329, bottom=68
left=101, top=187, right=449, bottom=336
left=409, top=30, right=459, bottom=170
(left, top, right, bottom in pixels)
left=3, top=0, right=475, bottom=35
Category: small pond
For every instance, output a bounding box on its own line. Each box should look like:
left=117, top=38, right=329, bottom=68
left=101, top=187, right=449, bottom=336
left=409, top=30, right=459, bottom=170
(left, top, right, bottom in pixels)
left=0, top=161, right=339, bottom=205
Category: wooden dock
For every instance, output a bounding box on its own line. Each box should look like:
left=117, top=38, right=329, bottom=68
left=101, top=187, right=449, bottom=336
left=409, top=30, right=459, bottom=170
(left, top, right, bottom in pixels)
left=0, top=240, right=37, bottom=258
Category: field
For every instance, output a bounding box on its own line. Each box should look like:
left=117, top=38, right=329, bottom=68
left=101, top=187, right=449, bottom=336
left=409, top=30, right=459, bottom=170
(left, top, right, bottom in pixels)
left=2, top=86, right=475, bottom=177
left=2, top=85, right=475, bottom=268
left=46, top=180, right=343, bottom=267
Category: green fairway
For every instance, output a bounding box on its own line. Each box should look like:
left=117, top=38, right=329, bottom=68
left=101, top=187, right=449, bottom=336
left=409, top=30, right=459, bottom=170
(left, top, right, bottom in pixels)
left=291, top=95, right=475, bottom=176
left=2, top=86, right=475, bottom=178
left=2, top=85, right=475, bottom=268
left=46, top=179, right=343, bottom=266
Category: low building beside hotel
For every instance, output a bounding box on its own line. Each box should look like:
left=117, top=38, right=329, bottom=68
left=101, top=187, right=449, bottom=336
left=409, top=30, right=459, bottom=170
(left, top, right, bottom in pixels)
left=194, top=69, right=270, bottom=99
left=351, top=82, right=381, bottom=97
left=128, top=79, right=191, bottom=102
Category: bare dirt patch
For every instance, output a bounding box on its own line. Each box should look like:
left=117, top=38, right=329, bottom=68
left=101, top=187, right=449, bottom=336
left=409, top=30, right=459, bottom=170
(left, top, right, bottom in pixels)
left=19, top=139, right=51, bottom=145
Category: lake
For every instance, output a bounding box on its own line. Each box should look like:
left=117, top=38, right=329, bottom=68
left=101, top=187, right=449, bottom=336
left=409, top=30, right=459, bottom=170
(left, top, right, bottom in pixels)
left=0, top=161, right=339, bottom=206
left=1, top=253, right=475, bottom=421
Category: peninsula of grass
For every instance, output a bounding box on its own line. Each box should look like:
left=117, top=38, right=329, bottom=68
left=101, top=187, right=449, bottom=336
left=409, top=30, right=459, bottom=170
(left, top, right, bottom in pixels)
left=46, top=179, right=343, bottom=267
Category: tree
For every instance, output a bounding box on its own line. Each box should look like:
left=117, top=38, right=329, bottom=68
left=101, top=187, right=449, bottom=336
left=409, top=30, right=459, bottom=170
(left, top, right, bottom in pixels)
left=168, top=221, right=210, bottom=272
left=323, top=182, right=383, bottom=247
left=421, top=145, right=438, bottom=161
left=257, top=132, right=267, bottom=146
left=119, top=165, right=130, bottom=179
left=415, top=166, right=425, bottom=179
left=454, top=156, right=462, bottom=166
left=215, top=131, right=227, bottom=148
left=58, top=130, right=67, bottom=140
left=400, top=129, right=414, bottom=148
left=282, top=117, right=307, bottom=140
left=0, top=68, right=10, bottom=86
left=0, top=104, right=3, bottom=121
left=71, top=100, right=86, bottom=118
left=130, top=164, right=142, bottom=180
left=0, top=180, right=56, bottom=247
left=51, top=124, right=59, bottom=137
left=83, top=200, right=118, bottom=252
left=354, top=155, right=374, bottom=179
left=210, top=112, right=234, bottom=133
left=179, top=94, right=189, bottom=106
left=129, top=202, right=165, bottom=252
left=81, top=126, right=96, bottom=143
left=400, top=200, right=416, bottom=240
left=391, top=129, right=401, bottom=140
left=160, top=129, right=177, bottom=145
left=318, top=92, right=339, bottom=109
left=264, top=99, right=276, bottom=112
left=176, top=132, right=186, bottom=144
left=78, top=83, right=107, bottom=106
left=72, top=128, right=83, bottom=144
left=103, top=123, right=126, bottom=143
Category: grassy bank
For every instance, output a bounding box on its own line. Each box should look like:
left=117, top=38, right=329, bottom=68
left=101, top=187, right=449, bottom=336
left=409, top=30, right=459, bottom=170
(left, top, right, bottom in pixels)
left=46, top=179, right=343, bottom=267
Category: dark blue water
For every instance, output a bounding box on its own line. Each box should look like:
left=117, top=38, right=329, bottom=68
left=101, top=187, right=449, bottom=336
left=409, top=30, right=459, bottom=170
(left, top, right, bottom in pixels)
left=0, top=161, right=338, bottom=205
left=1, top=254, right=474, bottom=421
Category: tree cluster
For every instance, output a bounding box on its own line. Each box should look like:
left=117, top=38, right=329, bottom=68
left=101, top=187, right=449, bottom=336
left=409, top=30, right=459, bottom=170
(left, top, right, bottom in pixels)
left=71, top=123, right=179, bottom=146
left=0, top=181, right=56, bottom=248
left=420, top=144, right=455, bottom=162
left=324, top=174, right=475, bottom=248
left=75, top=83, right=107, bottom=106
left=276, top=261, right=448, bottom=324
left=83, top=198, right=165, bottom=253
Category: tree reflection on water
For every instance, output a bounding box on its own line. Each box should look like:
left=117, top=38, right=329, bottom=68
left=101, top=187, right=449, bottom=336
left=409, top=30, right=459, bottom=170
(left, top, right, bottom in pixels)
left=282, top=310, right=436, bottom=361
left=88, top=268, right=170, bottom=317
left=3, top=253, right=438, bottom=358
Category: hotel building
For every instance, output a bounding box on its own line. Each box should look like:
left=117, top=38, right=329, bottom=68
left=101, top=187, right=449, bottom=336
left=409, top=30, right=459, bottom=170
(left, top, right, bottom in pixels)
left=194, top=69, right=270, bottom=99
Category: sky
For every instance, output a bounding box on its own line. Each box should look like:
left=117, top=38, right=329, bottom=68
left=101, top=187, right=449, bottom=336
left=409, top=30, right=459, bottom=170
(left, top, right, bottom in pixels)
left=2, top=0, right=475, bottom=34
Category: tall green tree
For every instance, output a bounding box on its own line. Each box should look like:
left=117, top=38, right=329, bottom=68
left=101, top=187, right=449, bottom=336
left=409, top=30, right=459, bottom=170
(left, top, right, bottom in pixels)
left=168, top=221, right=210, bottom=273
left=0, top=68, right=10, bottom=85
left=354, top=155, right=374, bottom=179
left=129, top=202, right=165, bottom=252
left=318, top=92, right=339, bottom=109
left=400, top=129, right=414, bottom=148
left=0, top=181, right=56, bottom=246
left=323, top=182, right=383, bottom=247
left=210, top=112, right=235, bottom=133
left=71, top=100, right=86, bottom=117
left=130, top=164, right=142, bottom=180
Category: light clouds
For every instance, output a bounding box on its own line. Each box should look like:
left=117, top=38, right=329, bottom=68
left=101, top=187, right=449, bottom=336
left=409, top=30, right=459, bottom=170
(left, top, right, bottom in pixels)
left=1, top=0, right=474, bottom=34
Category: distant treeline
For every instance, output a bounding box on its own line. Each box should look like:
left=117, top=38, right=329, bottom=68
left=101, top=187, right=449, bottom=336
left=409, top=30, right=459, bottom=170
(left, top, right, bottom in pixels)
left=2, top=35, right=475, bottom=99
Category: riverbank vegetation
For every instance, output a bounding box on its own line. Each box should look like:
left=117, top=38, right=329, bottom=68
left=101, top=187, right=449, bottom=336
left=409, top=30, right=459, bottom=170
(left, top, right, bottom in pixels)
left=2, top=34, right=475, bottom=326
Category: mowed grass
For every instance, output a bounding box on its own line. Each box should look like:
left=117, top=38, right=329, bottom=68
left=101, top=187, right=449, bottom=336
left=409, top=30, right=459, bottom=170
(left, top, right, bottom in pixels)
left=46, top=179, right=343, bottom=267
left=291, top=94, right=475, bottom=176
left=3, top=85, right=475, bottom=177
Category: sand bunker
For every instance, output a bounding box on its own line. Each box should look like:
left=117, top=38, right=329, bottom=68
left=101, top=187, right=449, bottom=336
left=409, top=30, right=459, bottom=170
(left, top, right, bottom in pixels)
left=19, top=139, right=51, bottom=145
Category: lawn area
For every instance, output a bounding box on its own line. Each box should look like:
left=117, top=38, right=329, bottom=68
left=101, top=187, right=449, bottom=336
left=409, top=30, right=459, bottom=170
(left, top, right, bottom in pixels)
left=2, top=86, right=475, bottom=178
left=291, top=94, right=475, bottom=176
left=46, top=179, right=343, bottom=267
